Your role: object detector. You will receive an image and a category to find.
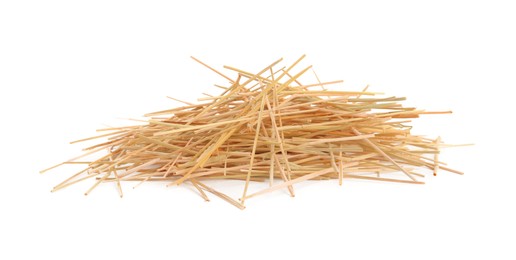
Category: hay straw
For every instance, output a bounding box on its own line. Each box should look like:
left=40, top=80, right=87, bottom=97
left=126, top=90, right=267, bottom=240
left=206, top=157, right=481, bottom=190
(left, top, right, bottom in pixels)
left=41, top=55, right=464, bottom=209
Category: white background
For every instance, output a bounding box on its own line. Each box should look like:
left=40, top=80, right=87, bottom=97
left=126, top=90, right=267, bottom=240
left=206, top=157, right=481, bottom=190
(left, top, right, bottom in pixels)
left=1, top=1, right=514, bottom=259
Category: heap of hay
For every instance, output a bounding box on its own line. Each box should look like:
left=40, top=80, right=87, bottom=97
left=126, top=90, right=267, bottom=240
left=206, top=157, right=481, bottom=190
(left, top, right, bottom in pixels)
left=42, top=55, right=462, bottom=209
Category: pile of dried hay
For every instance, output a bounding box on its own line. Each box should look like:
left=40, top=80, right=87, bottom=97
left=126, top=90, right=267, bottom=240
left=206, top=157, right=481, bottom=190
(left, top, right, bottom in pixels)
left=42, top=55, right=463, bottom=209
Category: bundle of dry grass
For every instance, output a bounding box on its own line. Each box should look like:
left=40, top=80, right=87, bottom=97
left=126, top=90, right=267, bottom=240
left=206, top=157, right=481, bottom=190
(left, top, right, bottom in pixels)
left=41, top=55, right=463, bottom=209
